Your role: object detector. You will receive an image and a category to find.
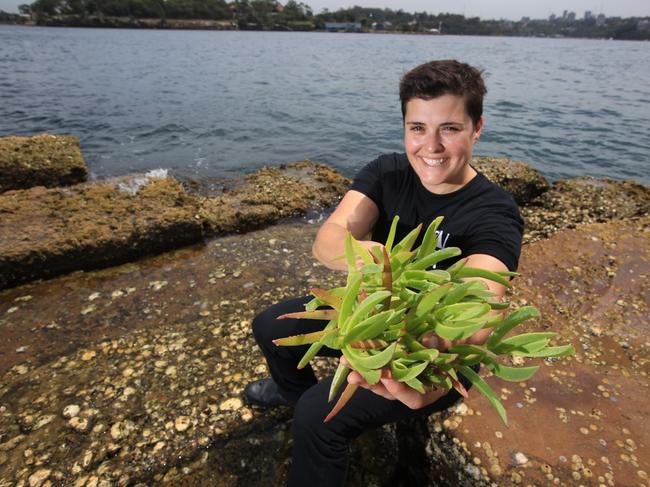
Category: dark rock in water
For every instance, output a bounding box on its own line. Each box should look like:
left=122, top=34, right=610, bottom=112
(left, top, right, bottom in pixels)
left=0, top=134, right=87, bottom=193
left=472, top=156, right=550, bottom=206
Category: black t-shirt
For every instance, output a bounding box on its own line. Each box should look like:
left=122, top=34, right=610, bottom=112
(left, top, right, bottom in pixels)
left=350, top=153, right=524, bottom=271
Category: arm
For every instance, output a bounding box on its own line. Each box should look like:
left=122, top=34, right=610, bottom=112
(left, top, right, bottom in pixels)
left=347, top=253, right=511, bottom=409
left=312, top=190, right=382, bottom=271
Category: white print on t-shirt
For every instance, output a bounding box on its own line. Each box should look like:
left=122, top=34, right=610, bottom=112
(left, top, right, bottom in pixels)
left=436, top=230, right=450, bottom=249
left=430, top=230, right=451, bottom=269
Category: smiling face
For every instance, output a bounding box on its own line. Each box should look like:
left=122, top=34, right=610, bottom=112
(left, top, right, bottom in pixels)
left=404, top=95, right=483, bottom=194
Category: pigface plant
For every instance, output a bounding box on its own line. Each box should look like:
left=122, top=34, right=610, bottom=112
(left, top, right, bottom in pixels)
left=275, top=216, right=574, bottom=425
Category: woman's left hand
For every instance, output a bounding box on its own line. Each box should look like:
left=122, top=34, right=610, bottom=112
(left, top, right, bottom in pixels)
left=341, top=356, right=448, bottom=409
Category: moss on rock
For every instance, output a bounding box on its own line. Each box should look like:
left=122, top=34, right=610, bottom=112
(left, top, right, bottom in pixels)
left=0, top=134, right=88, bottom=193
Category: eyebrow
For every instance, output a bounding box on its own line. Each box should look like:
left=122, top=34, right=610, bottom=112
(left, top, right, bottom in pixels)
left=405, top=121, right=466, bottom=127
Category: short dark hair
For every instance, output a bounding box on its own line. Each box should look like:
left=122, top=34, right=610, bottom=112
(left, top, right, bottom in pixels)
left=399, top=60, right=487, bottom=127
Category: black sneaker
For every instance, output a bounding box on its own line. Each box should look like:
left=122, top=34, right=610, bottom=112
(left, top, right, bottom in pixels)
left=244, top=378, right=296, bottom=408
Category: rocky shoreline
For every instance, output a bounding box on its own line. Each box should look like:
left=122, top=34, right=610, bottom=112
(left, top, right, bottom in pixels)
left=0, top=135, right=648, bottom=486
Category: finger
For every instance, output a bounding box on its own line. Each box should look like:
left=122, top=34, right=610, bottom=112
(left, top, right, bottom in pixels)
left=421, top=333, right=439, bottom=349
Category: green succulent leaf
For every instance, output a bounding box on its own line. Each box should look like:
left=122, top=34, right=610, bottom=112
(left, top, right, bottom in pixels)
left=435, top=319, right=487, bottom=341
left=453, top=266, right=515, bottom=288
left=344, top=342, right=397, bottom=370
left=385, top=215, right=400, bottom=253
left=457, top=365, right=508, bottom=426
left=392, top=223, right=423, bottom=254
left=343, top=309, right=394, bottom=344
left=328, top=363, right=351, bottom=402
left=486, top=306, right=541, bottom=348
left=416, top=216, right=444, bottom=261
left=488, top=362, right=540, bottom=382
left=519, top=344, right=575, bottom=358
left=409, top=247, right=462, bottom=271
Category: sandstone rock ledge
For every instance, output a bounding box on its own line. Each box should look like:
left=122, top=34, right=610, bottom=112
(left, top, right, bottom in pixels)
left=0, top=134, right=88, bottom=193
left=0, top=175, right=203, bottom=290
left=0, top=161, right=349, bottom=290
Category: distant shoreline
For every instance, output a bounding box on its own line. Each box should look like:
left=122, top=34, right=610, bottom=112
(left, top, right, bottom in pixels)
left=2, top=15, right=649, bottom=41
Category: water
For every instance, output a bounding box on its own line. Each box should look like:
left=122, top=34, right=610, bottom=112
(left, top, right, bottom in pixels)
left=1, top=26, right=649, bottom=184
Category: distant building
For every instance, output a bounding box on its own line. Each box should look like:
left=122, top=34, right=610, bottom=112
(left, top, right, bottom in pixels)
left=549, top=13, right=556, bottom=22
left=567, top=11, right=576, bottom=21
left=596, top=13, right=606, bottom=26
left=584, top=11, right=593, bottom=20
left=324, top=22, right=362, bottom=32
left=638, top=19, right=650, bottom=31
left=521, top=16, right=530, bottom=23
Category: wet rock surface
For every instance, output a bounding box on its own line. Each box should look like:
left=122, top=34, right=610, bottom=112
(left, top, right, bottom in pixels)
left=0, top=219, right=341, bottom=486
left=1, top=214, right=648, bottom=486
left=0, top=134, right=87, bottom=193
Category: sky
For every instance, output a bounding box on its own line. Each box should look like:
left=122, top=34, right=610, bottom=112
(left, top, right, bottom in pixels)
left=1, top=0, right=648, bottom=20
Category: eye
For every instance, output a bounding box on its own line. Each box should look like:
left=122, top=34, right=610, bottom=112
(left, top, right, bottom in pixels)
left=442, top=125, right=461, bottom=133
left=410, top=125, right=424, bottom=133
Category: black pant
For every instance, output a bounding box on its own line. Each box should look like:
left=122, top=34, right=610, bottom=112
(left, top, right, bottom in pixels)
left=252, top=296, right=473, bottom=487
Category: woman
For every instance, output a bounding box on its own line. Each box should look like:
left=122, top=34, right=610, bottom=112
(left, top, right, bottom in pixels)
left=245, top=59, right=523, bottom=486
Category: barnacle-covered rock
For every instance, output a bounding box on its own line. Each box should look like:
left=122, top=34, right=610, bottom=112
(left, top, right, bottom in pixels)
left=0, top=134, right=87, bottom=193
left=472, top=156, right=550, bottom=206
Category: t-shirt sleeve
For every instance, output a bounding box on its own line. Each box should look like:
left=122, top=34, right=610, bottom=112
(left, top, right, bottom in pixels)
left=349, top=157, right=383, bottom=208
left=462, top=201, right=524, bottom=272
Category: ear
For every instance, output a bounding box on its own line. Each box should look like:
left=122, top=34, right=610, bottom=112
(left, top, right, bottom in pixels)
left=473, top=116, right=484, bottom=142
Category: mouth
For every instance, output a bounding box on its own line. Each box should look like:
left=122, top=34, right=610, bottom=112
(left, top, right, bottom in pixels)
left=421, top=157, right=446, bottom=167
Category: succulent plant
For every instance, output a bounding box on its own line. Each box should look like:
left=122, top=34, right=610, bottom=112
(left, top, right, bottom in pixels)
left=274, top=216, right=574, bottom=425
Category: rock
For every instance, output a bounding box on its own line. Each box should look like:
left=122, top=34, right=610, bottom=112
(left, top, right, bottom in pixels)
left=219, top=398, right=243, bottom=412
left=0, top=176, right=203, bottom=290
left=110, top=420, right=135, bottom=440
left=0, top=134, right=87, bottom=193
left=33, top=415, right=55, bottom=430
left=521, top=176, right=650, bottom=242
left=80, top=351, right=96, bottom=361
left=62, top=405, right=80, bottom=419
left=197, top=161, right=349, bottom=237
left=174, top=416, right=191, bottom=432
left=68, top=417, right=89, bottom=432
left=28, top=468, right=51, bottom=487
left=472, top=156, right=550, bottom=205
left=512, top=452, right=528, bottom=465
left=417, top=217, right=650, bottom=486
left=0, top=435, right=25, bottom=452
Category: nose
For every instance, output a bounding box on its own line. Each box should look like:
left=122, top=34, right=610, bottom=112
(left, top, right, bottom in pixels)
left=425, top=130, right=444, bottom=153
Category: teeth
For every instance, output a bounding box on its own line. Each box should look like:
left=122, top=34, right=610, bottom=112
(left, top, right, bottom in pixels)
left=423, top=158, right=444, bottom=166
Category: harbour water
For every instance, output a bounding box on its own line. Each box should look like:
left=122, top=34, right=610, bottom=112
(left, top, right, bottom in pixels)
left=1, top=26, right=649, bottom=184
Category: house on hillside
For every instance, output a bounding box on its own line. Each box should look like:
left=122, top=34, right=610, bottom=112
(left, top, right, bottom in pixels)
left=324, top=22, right=362, bottom=32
